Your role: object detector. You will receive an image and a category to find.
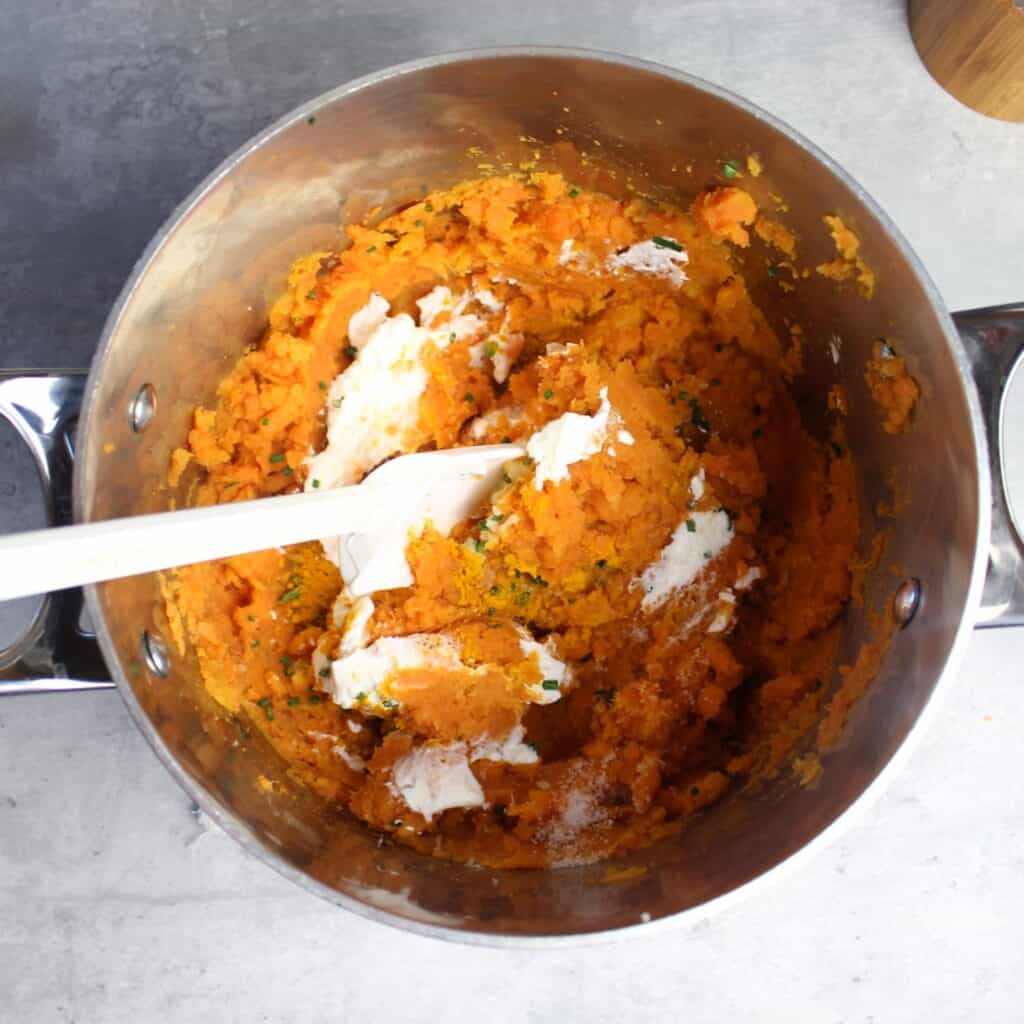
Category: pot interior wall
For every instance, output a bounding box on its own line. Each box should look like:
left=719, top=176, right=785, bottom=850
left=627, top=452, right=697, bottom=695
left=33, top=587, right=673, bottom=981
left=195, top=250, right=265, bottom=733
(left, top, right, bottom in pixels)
left=76, top=53, right=981, bottom=937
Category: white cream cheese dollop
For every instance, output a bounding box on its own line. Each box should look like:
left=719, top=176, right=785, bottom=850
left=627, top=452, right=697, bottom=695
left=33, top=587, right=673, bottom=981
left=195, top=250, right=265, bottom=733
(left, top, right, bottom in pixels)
left=525, top=387, right=621, bottom=490
left=324, top=629, right=570, bottom=713
left=305, top=287, right=482, bottom=493
left=607, top=239, right=689, bottom=287
left=390, top=742, right=485, bottom=820
left=638, top=472, right=734, bottom=610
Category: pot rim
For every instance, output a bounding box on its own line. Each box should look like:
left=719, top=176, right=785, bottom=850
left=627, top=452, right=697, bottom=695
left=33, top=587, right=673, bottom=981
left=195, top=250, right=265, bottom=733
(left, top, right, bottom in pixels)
left=75, top=44, right=992, bottom=948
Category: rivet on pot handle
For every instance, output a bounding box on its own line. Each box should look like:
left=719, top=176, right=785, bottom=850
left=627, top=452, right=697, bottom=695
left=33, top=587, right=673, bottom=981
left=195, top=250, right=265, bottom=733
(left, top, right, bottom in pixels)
left=0, top=371, right=113, bottom=693
left=954, top=303, right=1024, bottom=627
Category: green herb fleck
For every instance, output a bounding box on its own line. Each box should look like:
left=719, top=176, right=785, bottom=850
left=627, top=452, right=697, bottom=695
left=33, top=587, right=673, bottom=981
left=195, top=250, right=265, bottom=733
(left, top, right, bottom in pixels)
left=767, top=264, right=779, bottom=278
left=474, top=539, right=486, bottom=554
left=489, top=584, right=501, bottom=594
left=414, top=219, right=424, bottom=228
left=484, top=341, right=498, bottom=357
left=494, top=803, right=507, bottom=818
left=568, top=187, right=580, bottom=198
left=257, top=697, right=271, bottom=707
left=248, top=615, right=256, bottom=623
left=424, top=202, right=434, bottom=212
left=287, top=697, right=300, bottom=706
left=521, top=454, right=534, bottom=467
left=595, top=558, right=607, bottom=568
left=250, top=640, right=260, bottom=648
left=703, top=550, right=712, bottom=559
left=307, top=290, right=318, bottom=300
left=389, top=819, right=403, bottom=828
left=478, top=519, right=489, bottom=531
left=283, top=466, right=293, bottom=476
left=652, top=235, right=683, bottom=252
left=279, top=587, right=302, bottom=603
left=515, top=590, right=532, bottom=606
left=355, top=692, right=367, bottom=702
left=309, top=694, right=322, bottom=705
left=261, top=417, right=270, bottom=426
left=307, top=116, right=316, bottom=126
left=269, top=452, right=285, bottom=464
left=381, top=699, right=397, bottom=709
left=318, top=380, right=328, bottom=390
left=366, top=245, right=377, bottom=254
left=318, top=666, right=330, bottom=678
left=345, top=345, right=358, bottom=359
left=487, top=607, right=496, bottom=616
left=541, top=679, right=560, bottom=691
left=685, top=519, right=696, bottom=533
left=722, top=160, right=739, bottom=179
left=312, top=478, right=321, bottom=489
left=543, top=389, right=554, bottom=399
left=464, top=392, right=475, bottom=403
left=490, top=513, right=504, bottom=522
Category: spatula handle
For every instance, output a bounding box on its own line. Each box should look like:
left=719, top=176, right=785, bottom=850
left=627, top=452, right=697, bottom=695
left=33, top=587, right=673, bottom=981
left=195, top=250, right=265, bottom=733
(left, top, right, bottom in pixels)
left=0, top=484, right=384, bottom=602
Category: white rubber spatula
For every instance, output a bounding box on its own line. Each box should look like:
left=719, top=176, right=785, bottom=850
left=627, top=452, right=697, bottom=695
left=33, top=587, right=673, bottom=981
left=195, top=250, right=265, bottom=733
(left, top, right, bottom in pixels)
left=0, top=443, right=525, bottom=602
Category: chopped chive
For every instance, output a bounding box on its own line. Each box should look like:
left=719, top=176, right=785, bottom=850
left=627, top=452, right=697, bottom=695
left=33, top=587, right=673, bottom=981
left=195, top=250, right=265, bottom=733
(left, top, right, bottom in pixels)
left=309, top=694, right=322, bottom=705
left=678, top=390, right=688, bottom=401
left=381, top=699, right=397, bottom=709
left=502, top=471, right=512, bottom=484
left=543, top=389, right=554, bottom=399
left=261, top=417, right=270, bottom=426
left=478, top=519, right=489, bottom=531
left=287, top=697, right=300, bottom=706
left=414, top=219, right=424, bottom=227
left=265, top=707, right=275, bottom=720
left=484, top=341, right=498, bottom=357
left=722, top=160, right=739, bottom=179
left=279, top=587, right=302, bottom=603
left=652, top=236, right=683, bottom=252
left=247, top=615, right=256, bottom=623
left=269, top=452, right=285, bottom=464
left=703, top=550, right=712, bottom=559
left=250, top=640, right=260, bottom=648
left=424, top=202, right=434, bottom=212
left=686, top=519, right=696, bottom=533
left=354, top=692, right=366, bottom=702
left=283, top=666, right=294, bottom=677
left=318, top=666, right=330, bottom=678
left=449, top=332, right=456, bottom=343
left=474, top=539, right=485, bottom=554
left=318, top=380, right=328, bottom=390
left=283, top=466, right=293, bottom=476
left=516, top=590, right=532, bottom=606
left=489, top=584, right=501, bottom=594
left=595, top=559, right=607, bottom=568
left=767, top=264, right=779, bottom=278
left=257, top=697, right=271, bottom=707
left=281, top=656, right=293, bottom=666
left=568, top=187, right=580, bottom=198
left=307, top=290, right=318, bottom=300
left=310, top=480, right=321, bottom=490
left=345, top=345, right=358, bottom=359
left=541, top=679, right=560, bottom=691
left=521, top=454, right=534, bottom=466
left=464, top=392, right=475, bottom=403
left=487, top=607, right=496, bottom=616
left=366, top=245, right=377, bottom=254
left=389, top=819, right=403, bottom=828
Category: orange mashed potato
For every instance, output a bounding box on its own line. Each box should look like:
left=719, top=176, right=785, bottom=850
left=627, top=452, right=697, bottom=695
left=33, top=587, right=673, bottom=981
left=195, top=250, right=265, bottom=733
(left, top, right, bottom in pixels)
left=164, top=172, right=860, bottom=868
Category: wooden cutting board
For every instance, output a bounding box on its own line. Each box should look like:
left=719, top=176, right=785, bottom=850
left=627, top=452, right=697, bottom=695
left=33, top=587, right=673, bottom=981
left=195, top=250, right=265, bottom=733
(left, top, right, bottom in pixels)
left=910, top=0, right=1024, bottom=122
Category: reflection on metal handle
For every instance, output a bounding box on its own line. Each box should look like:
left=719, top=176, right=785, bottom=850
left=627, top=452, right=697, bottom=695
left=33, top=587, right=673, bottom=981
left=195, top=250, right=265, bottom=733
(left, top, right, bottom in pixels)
left=0, top=371, right=113, bottom=693
left=955, top=304, right=1024, bottom=627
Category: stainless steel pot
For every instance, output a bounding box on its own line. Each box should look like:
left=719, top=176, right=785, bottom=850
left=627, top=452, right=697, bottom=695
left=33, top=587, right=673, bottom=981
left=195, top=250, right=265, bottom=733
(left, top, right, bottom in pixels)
left=2, top=48, right=1022, bottom=945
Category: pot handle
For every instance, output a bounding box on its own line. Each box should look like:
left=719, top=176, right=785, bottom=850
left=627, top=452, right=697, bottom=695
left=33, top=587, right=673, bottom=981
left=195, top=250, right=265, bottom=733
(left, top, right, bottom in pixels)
left=954, top=303, right=1024, bottom=627
left=0, top=371, right=113, bottom=693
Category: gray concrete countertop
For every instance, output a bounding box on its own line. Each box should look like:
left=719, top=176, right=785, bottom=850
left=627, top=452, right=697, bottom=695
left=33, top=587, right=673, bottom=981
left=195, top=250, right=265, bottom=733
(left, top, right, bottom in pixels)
left=1, top=1, right=1023, bottom=1020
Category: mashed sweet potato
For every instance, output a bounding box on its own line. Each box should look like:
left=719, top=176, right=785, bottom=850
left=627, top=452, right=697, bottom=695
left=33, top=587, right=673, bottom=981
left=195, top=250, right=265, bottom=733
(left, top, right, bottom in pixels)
left=163, top=172, right=861, bottom=868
